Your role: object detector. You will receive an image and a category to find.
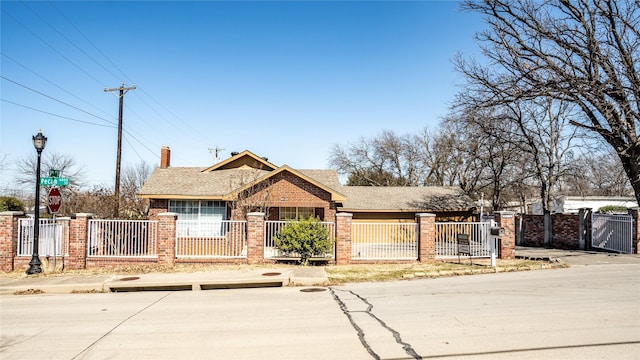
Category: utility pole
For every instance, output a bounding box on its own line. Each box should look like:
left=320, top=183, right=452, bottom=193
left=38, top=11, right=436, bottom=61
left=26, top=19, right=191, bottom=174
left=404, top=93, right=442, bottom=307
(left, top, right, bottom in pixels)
left=104, top=82, right=136, bottom=216
left=208, top=146, right=225, bottom=164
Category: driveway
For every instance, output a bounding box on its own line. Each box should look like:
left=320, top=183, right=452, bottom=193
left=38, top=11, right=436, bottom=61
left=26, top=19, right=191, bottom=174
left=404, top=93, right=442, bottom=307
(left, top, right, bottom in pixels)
left=516, top=246, right=640, bottom=265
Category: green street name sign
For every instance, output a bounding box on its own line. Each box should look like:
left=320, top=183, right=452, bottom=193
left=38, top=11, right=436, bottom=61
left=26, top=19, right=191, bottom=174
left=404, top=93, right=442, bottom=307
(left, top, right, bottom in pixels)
left=40, top=177, right=70, bottom=187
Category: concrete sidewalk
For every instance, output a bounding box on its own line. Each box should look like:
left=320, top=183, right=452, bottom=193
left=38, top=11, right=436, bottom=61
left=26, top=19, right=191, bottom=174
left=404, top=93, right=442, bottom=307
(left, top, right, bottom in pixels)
left=0, top=267, right=328, bottom=295
left=3, top=247, right=637, bottom=295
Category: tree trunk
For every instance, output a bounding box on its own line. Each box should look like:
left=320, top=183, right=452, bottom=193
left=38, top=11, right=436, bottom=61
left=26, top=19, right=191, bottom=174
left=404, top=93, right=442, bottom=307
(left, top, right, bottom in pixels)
left=620, top=144, right=640, bottom=207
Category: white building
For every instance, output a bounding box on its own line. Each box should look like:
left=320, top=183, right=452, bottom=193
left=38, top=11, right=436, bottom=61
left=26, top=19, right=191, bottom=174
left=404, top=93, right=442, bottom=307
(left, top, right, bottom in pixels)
left=531, top=196, right=638, bottom=214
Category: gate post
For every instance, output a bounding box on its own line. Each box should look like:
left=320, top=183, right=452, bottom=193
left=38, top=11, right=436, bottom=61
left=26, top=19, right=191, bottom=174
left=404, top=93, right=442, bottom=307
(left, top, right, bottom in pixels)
left=416, top=213, right=436, bottom=263
left=629, top=208, right=640, bottom=254
left=158, top=212, right=177, bottom=266
left=494, top=211, right=516, bottom=259
left=0, top=211, right=23, bottom=272
left=335, top=213, right=352, bottom=265
left=578, top=208, right=591, bottom=250
left=246, top=212, right=265, bottom=263
left=68, top=213, right=92, bottom=269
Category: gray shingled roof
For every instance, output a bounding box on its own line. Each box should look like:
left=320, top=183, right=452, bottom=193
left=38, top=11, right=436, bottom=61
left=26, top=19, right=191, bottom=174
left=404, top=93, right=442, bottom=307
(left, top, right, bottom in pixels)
left=139, top=165, right=474, bottom=212
left=296, top=169, right=343, bottom=191
left=139, top=167, right=271, bottom=197
left=339, top=186, right=476, bottom=211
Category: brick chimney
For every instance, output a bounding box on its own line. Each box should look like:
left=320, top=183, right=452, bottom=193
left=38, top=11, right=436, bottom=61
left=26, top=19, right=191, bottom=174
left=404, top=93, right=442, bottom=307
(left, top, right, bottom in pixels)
left=160, top=146, right=171, bottom=168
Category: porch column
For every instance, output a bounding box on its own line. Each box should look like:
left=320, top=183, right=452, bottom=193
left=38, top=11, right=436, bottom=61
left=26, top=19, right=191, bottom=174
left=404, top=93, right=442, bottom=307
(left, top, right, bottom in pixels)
left=416, top=213, right=436, bottom=263
left=246, top=212, right=265, bottom=263
left=158, top=212, right=177, bottom=266
left=629, top=208, right=640, bottom=254
left=494, top=211, right=516, bottom=259
left=0, top=211, right=23, bottom=272
left=68, top=213, right=93, bottom=269
left=335, top=212, right=352, bottom=265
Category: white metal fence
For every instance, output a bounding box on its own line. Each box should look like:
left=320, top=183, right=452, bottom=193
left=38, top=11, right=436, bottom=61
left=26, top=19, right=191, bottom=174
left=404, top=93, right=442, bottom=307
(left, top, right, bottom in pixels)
left=17, top=218, right=68, bottom=257
left=591, top=213, right=633, bottom=254
left=88, top=219, right=158, bottom=258
left=435, top=221, right=493, bottom=258
left=176, top=220, right=247, bottom=258
left=264, top=220, right=335, bottom=259
left=351, top=222, right=418, bottom=260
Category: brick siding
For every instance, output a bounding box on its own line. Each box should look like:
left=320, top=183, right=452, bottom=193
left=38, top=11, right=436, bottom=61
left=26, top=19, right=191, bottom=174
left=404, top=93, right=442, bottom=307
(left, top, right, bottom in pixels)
left=520, top=213, right=585, bottom=250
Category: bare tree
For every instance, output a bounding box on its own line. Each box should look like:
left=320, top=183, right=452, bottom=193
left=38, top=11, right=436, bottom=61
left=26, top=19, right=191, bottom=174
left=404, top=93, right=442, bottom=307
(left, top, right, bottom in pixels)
left=14, top=152, right=85, bottom=214
left=120, top=161, right=153, bottom=219
left=15, top=151, right=85, bottom=191
left=469, top=98, right=579, bottom=212
left=446, top=107, right=529, bottom=211
left=329, top=130, right=422, bottom=186
left=226, top=168, right=275, bottom=219
left=64, top=185, right=118, bottom=218
left=457, top=0, right=640, bottom=206
left=564, top=148, right=633, bottom=196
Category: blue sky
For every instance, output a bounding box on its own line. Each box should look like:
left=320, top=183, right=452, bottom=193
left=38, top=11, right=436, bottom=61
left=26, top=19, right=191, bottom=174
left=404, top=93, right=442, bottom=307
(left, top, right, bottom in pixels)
left=1, top=1, right=485, bottom=191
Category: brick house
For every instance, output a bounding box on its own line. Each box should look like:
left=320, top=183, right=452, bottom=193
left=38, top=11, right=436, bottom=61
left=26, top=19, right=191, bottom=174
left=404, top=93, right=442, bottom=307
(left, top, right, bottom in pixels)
left=138, top=148, right=476, bottom=222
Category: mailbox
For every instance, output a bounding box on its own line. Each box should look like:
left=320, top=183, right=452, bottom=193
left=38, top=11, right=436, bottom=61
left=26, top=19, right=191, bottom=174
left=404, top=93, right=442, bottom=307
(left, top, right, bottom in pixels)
left=490, top=227, right=505, bottom=237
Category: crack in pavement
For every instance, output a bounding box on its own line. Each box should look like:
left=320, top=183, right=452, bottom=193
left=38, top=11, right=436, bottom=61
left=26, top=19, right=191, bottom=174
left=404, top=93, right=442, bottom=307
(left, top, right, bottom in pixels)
left=330, top=287, right=421, bottom=359
left=71, top=292, right=173, bottom=360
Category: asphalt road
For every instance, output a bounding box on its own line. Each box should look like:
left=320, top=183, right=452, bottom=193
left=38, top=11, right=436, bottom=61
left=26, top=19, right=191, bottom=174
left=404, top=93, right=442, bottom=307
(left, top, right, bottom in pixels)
left=2, top=263, right=639, bottom=359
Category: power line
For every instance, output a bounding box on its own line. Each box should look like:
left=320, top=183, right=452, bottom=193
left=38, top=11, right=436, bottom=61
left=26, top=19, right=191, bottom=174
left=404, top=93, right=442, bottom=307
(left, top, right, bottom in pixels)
left=44, top=2, right=213, bottom=154
left=1, top=52, right=113, bottom=119
left=48, top=0, right=131, bottom=83
left=0, top=75, right=116, bottom=126
left=1, top=98, right=115, bottom=128
left=20, top=1, right=123, bottom=83
left=122, top=128, right=161, bottom=159
left=1, top=7, right=104, bottom=87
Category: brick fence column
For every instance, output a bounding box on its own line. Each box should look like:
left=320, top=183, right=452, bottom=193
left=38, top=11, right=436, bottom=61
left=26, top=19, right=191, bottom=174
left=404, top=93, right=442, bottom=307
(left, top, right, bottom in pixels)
left=335, top=212, right=352, bottom=265
left=68, top=213, right=93, bottom=269
left=0, top=211, right=23, bottom=272
left=157, top=212, right=177, bottom=266
left=416, top=213, right=436, bottom=263
left=629, top=208, right=640, bottom=254
left=246, top=212, right=265, bottom=264
left=495, top=211, right=516, bottom=259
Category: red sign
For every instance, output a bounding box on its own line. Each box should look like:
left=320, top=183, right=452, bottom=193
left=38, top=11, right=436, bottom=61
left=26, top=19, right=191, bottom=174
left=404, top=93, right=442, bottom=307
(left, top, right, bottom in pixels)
left=48, top=187, right=62, bottom=214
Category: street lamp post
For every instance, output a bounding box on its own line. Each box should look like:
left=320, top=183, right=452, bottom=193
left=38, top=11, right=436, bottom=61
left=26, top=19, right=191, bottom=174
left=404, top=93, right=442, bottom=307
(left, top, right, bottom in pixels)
left=26, top=130, right=47, bottom=275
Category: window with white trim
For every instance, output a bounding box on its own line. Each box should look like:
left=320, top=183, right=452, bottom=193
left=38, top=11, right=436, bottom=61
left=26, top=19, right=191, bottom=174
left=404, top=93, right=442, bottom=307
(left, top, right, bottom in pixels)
left=170, top=200, right=228, bottom=237
left=169, top=200, right=227, bottom=221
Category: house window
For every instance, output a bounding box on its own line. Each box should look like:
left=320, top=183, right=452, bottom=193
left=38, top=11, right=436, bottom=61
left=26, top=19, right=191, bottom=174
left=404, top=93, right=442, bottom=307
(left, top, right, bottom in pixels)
left=279, top=207, right=315, bottom=220
left=169, top=200, right=226, bottom=221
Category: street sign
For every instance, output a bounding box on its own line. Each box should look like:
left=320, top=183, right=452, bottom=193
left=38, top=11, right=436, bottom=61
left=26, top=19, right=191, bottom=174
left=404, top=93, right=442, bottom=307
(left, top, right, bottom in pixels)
left=49, top=169, right=60, bottom=177
left=47, top=187, right=62, bottom=214
left=40, top=177, right=69, bottom=187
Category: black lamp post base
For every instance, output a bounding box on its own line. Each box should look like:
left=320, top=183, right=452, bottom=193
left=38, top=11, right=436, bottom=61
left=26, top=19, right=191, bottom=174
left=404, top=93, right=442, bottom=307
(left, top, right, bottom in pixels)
left=26, top=256, right=42, bottom=275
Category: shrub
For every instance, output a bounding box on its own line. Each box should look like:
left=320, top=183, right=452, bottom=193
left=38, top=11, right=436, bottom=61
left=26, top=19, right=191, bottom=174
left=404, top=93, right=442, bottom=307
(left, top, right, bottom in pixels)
left=0, top=196, right=25, bottom=212
left=598, top=205, right=628, bottom=214
left=274, top=216, right=332, bottom=265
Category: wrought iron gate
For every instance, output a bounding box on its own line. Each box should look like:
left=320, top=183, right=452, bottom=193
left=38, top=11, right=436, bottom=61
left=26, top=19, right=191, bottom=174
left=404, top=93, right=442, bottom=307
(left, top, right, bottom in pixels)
left=591, top=213, right=633, bottom=254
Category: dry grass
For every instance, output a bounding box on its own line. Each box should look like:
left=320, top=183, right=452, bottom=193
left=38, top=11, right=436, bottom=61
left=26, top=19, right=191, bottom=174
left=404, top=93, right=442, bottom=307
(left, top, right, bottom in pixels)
left=325, top=259, right=568, bottom=285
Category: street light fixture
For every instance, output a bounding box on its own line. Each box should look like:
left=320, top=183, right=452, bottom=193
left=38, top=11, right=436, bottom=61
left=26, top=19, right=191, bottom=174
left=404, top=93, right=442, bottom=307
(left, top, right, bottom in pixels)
left=26, top=130, right=47, bottom=275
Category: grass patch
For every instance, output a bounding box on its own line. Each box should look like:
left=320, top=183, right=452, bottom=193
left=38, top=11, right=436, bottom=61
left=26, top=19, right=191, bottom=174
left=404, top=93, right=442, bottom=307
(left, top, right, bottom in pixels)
left=325, top=259, right=567, bottom=285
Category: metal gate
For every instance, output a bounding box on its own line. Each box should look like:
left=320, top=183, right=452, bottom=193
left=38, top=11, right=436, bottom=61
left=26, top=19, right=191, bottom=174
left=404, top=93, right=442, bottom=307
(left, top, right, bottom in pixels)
left=17, top=218, right=67, bottom=256
left=591, top=213, right=633, bottom=253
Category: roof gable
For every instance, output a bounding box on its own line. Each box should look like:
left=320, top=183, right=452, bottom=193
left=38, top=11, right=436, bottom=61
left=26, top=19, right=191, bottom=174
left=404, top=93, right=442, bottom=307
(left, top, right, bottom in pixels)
left=201, top=150, right=277, bottom=172
left=224, top=165, right=346, bottom=202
